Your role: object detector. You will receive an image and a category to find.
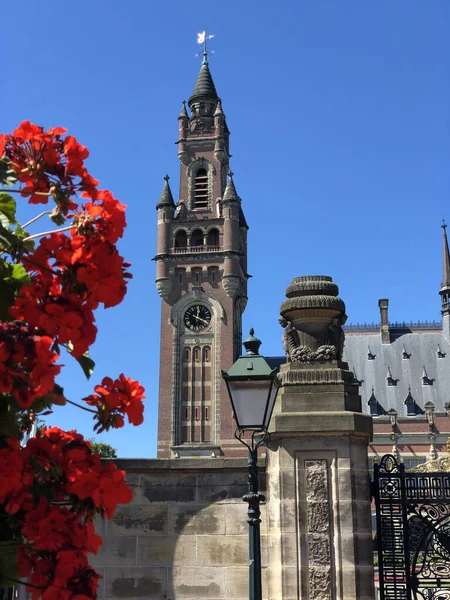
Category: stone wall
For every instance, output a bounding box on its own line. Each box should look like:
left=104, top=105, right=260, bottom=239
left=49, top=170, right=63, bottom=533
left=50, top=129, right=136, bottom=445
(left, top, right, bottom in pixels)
left=92, top=458, right=267, bottom=600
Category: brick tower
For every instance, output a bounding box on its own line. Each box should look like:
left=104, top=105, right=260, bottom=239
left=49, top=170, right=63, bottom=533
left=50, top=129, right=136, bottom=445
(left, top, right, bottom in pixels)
left=154, top=53, right=249, bottom=458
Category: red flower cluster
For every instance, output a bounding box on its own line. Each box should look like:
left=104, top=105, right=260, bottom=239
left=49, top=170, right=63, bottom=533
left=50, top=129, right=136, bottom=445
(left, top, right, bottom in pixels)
left=85, top=374, right=145, bottom=432
left=0, top=322, right=61, bottom=408
left=0, top=122, right=145, bottom=600
left=1, top=122, right=131, bottom=359
left=0, top=121, right=97, bottom=208
left=0, top=428, right=133, bottom=599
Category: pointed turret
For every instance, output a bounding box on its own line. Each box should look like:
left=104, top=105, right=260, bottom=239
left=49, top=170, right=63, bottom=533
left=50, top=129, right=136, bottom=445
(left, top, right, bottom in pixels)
left=440, top=220, right=450, bottom=318
left=156, top=175, right=175, bottom=210
left=213, top=98, right=225, bottom=117
left=179, top=100, right=188, bottom=119
left=223, top=172, right=239, bottom=203
left=177, top=101, right=189, bottom=163
left=189, top=55, right=218, bottom=105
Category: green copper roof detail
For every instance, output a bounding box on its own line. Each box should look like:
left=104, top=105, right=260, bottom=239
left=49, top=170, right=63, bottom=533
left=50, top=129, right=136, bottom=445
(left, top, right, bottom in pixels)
left=156, top=175, right=175, bottom=209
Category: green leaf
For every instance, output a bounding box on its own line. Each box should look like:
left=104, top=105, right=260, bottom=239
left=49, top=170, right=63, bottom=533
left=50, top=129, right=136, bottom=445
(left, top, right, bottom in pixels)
left=0, top=222, right=17, bottom=249
left=0, top=394, right=22, bottom=439
left=14, top=224, right=34, bottom=252
left=11, top=263, right=30, bottom=286
left=0, top=192, right=17, bottom=225
left=0, top=541, right=20, bottom=587
left=76, top=352, right=95, bottom=380
left=0, top=259, right=30, bottom=320
left=0, top=159, right=17, bottom=187
left=0, top=283, right=15, bottom=321
left=0, top=260, right=16, bottom=321
left=64, top=343, right=95, bottom=379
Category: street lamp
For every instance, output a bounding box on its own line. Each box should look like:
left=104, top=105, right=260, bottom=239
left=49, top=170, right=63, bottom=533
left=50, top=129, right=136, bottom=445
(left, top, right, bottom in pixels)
left=222, top=329, right=280, bottom=600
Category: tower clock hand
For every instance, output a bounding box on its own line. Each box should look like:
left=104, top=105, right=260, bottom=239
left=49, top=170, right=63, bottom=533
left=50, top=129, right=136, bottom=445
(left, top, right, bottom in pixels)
left=195, top=316, right=209, bottom=325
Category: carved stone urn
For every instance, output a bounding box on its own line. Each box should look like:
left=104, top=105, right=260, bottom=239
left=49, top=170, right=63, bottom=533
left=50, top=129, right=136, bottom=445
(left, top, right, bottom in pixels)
left=279, top=275, right=347, bottom=362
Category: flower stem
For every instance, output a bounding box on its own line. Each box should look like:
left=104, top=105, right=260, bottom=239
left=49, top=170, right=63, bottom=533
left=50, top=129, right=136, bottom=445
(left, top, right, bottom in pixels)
left=66, top=398, right=97, bottom=414
left=2, top=576, right=43, bottom=590
left=0, top=188, right=51, bottom=197
left=21, top=211, right=52, bottom=229
left=0, top=248, right=56, bottom=275
left=23, top=224, right=75, bottom=241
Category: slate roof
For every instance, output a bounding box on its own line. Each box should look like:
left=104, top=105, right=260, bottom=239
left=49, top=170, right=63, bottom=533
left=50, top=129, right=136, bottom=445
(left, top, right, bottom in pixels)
left=189, top=61, right=218, bottom=103
left=343, top=328, right=450, bottom=415
left=266, top=322, right=450, bottom=418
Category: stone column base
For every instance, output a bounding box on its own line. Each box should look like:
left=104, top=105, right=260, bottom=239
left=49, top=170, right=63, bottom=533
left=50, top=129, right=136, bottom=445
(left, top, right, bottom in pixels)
left=266, top=412, right=374, bottom=600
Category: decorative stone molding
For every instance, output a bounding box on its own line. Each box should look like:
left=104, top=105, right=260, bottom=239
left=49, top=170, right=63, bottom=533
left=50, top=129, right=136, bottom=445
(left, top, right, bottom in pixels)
left=279, top=275, right=347, bottom=363
left=239, top=295, right=248, bottom=314
left=305, top=459, right=332, bottom=599
left=279, top=363, right=355, bottom=386
left=221, top=274, right=241, bottom=298
left=156, top=278, right=172, bottom=300
left=280, top=295, right=345, bottom=312
left=286, top=275, right=339, bottom=298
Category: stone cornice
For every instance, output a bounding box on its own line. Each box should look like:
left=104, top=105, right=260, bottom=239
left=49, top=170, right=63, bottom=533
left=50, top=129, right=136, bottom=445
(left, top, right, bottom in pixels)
left=112, top=457, right=262, bottom=472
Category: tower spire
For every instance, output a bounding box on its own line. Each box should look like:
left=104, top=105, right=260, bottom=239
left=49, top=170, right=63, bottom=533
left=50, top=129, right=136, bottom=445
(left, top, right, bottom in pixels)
left=189, top=60, right=218, bottom=105
left=441, top=220, right=450, bottom=288
left=440, top=220, right=450, bottom=316
left=189, top=31, right=218, bottom=123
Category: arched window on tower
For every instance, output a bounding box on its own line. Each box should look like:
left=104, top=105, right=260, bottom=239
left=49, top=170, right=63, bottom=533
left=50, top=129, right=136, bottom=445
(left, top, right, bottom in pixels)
left=193, top=168, right=209, bottom=209
left=206, top=228, right=219, bottom=249
left=208, top=266, right=219, bottom=286
left=203, top=346, right=210, bottom=363
left=174, top=230, right=187, bottom=249
left=191, top=229, right=204, bottom=248
left=191, top=267, right=202, bottom=285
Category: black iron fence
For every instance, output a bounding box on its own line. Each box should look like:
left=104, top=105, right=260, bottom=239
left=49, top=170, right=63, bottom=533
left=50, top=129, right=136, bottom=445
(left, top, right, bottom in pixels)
left=373, top=454, right=450, bottom=600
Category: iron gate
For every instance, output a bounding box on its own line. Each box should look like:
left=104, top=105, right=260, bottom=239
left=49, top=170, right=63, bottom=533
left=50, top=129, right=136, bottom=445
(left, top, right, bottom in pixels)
left=373, top=454, right=450, bottom=599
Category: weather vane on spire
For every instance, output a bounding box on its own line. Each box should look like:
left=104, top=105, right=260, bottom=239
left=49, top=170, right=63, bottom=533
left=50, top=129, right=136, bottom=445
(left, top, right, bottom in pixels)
left=196, top=30, right=215, bottom=64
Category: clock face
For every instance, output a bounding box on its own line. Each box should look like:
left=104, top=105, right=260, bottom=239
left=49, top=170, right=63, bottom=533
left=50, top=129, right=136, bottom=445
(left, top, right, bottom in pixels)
left=184, top=304, right=212, bottom=332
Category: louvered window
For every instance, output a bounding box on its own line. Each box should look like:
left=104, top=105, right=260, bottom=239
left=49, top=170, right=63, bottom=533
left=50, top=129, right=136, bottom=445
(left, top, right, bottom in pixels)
left=193, top=168, right=209, bottom=208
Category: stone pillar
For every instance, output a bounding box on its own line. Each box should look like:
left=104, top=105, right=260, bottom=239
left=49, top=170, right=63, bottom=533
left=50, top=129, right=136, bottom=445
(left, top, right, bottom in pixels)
left=267, top=276, right=374, bottom=600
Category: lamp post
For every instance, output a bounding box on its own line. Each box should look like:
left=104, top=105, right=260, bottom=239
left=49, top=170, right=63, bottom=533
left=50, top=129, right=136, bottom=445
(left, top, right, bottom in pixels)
left=222, top=329, right=280, bottom=600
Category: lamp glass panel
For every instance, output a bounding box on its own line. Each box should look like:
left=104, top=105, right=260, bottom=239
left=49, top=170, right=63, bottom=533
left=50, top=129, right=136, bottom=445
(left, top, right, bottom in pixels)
left=228, top=379, right=272, bottom=430
left=263, top=379, right=280, bottom=429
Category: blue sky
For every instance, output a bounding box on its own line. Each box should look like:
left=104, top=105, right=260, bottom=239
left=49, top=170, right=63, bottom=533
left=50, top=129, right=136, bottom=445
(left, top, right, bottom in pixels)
left=2, top=1, right=449, bottom=457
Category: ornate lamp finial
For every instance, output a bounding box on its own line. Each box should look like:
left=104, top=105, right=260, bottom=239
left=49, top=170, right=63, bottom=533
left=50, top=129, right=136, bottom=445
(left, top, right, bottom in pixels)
left=243, top=329, right=262, bottom=355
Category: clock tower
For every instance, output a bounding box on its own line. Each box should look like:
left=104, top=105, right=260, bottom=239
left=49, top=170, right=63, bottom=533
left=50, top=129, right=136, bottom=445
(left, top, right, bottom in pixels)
left=154, top=53, right=249, bottom=458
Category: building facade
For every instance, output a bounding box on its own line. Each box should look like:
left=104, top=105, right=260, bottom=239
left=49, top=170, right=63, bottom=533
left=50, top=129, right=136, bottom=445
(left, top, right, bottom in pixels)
left=343, top=223, right=450, bottom=467
left=154, top=49, right=450, bottom=467
left=92, top=53, right=382, bottom=600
